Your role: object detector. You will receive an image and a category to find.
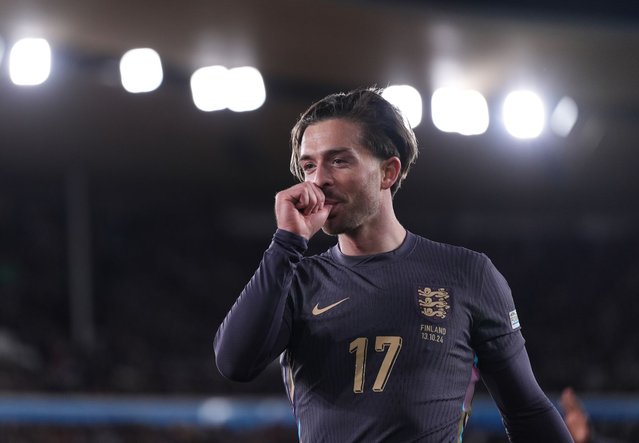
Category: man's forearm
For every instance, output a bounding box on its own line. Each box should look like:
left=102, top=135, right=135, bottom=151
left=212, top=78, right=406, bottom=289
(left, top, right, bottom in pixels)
left=481, top=345, right=574, bottom=442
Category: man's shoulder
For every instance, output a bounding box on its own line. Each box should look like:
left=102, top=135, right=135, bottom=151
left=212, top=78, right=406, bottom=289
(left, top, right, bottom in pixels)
left=410, top=232, right=487, bottom=263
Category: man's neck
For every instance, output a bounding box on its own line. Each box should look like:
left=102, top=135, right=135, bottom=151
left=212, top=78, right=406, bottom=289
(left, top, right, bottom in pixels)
left=337, top=217, right=406, bottom=256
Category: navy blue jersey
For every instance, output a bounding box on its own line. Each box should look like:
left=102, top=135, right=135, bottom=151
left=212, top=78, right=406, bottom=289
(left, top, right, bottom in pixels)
left=214, top=230, right=572, bottom=443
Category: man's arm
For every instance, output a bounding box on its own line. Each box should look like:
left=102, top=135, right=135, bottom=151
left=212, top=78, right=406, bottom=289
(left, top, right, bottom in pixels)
left=480, top=342, right=574, bottom=442
left=214, top=229, right=306, bottom=381
left=214, top=182, right=330, bottom=382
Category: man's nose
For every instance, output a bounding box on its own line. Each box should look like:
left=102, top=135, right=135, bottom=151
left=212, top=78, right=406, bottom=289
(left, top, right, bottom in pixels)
left=311, top=164, right=332, bottom=187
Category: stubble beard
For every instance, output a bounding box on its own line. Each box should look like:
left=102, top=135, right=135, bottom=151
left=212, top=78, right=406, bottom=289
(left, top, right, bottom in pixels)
left=321, top=188, right=380, bottom=237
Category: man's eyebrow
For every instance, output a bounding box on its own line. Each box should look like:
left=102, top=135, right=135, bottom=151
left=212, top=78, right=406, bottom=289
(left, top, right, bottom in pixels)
left=299, top=147, right=354, bottom=162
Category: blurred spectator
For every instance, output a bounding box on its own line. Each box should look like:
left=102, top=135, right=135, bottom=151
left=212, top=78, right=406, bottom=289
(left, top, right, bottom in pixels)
left=560, top=387, right=626, bottom=443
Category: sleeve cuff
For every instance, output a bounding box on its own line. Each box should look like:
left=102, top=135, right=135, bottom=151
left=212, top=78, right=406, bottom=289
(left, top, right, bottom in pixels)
left=271, top=229, right=309, bottom=255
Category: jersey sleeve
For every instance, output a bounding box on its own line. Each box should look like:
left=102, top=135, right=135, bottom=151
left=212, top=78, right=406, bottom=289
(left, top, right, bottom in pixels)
left=213, top=229, right=306, bottom=381
left=481, top=345, right=574, bottom=442
left=471, top=256, right=573, bottom=441
left=471, top=254, right=524, bottom=367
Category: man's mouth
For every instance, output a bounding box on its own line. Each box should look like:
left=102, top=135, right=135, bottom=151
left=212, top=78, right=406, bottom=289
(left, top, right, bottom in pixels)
left=323, top=194, right=341, bottom=205
left=323, top=200, right=340, bottom=219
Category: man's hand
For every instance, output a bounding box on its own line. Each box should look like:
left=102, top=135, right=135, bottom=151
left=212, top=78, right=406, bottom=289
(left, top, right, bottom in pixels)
left=275, top=182, right=333, bottom=240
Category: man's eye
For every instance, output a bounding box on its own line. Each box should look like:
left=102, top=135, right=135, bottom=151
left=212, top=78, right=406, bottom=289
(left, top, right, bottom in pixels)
left=302, top=163, right=315, bottom=172
left=333, top=158, right=347, bottom=166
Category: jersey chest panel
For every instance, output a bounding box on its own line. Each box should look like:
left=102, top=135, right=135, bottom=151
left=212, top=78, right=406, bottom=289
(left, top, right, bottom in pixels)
left=287, top=260, right=476, bottom=404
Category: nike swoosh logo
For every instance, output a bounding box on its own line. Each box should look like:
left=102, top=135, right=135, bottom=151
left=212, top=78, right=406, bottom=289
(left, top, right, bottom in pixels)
left=312, top=297, right=350, bottom=316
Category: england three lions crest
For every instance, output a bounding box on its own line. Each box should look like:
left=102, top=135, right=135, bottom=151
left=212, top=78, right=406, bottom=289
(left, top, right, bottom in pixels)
left=418, top=287, right=451, bottom=320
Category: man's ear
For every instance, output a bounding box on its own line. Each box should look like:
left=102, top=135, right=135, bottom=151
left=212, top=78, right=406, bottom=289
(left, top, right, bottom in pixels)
left=380, top=156, right=401, bottom=190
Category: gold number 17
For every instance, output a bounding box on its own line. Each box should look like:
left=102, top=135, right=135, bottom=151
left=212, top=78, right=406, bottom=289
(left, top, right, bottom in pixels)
left=349, top=336, right=402, bottom=393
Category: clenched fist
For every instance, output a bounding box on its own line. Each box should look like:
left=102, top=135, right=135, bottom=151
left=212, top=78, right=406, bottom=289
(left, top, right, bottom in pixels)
left=275, top=182, right=333, bottom=240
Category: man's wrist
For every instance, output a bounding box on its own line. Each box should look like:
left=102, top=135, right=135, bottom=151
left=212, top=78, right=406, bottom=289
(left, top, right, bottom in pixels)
left=273, top=228, right=309, bottom=253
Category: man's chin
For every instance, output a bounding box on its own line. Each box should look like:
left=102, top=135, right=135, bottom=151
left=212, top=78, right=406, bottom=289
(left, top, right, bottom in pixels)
left=321, top=225, right=339, bottom=236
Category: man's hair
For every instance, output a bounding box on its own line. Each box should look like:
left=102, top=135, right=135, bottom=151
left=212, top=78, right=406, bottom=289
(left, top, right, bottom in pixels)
left=290, top=87, right=419, bottom=196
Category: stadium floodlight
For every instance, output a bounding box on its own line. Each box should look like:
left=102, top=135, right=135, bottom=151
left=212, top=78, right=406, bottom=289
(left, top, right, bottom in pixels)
left=9, top=38, right=51, bottom=86
left=227, top=66, right=266, bottom=112
left=190, top=65, right=229, bottom=112
left=502, top=90, right=545, bottom=139
left=550, top=96, right=578, bottom=138
left=431, top=87, right=489, bottom=136
left=120, top=48, right=163, bottom=93
left=382, top=84, right=423, bottom=129
left=191, top=65, right=266, bottom=112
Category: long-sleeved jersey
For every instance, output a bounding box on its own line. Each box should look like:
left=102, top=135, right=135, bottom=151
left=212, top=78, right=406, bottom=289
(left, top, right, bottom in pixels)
left=214, top=230, right=573, bottom=443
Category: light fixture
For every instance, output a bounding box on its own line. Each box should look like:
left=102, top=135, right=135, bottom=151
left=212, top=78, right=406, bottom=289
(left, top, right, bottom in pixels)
left=550, top=96, right=578, bottom=137
left=190, top=65, right=229, bottom=112
left=191, top=65, right=266, bottom=112
left=227, top=66, right=266, bottom=112
left=431, top=87, right=489, bottom=136
left=502, top=90, right=545, bottom=139
left=9, top=38, right=51, bottom=86
left=120, top=48, right=163, bottom=93
left=382, top=84, right=423, bottom=129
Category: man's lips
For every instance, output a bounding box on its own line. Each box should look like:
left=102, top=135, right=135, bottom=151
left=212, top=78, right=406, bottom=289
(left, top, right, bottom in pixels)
left=323, top=194, right=342, bottom=205
left=323, top=200, right=340, bottom=219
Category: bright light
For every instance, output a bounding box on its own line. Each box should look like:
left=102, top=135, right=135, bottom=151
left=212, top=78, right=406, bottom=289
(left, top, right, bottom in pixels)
left=502, top=90, right=545, bottom=139
left=190, top=65, right=229, bottom=112
left=431, top=87, right=489, bottom=136
left=120, top=48, right=163, bottom=93
left=382, top=84, right=422, bottom=128
left=9, top=38, right=51, bottom=86
left=227, top=66, right=266, bottom=112
left=191, top=65, right=266, bottom=112
left=550, top=96, right=578, bottom=137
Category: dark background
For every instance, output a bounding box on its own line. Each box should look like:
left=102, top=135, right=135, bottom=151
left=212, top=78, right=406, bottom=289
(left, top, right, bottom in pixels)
left=0, top=0, right=638, bottom=440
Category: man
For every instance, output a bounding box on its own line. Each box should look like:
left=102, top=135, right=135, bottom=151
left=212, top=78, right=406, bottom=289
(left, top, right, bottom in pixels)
left=214, top=88, right=573, bottom=442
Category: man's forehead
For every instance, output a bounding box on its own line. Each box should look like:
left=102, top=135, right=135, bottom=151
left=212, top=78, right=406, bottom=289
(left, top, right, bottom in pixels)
left=300, top=119, right=363, bottom=156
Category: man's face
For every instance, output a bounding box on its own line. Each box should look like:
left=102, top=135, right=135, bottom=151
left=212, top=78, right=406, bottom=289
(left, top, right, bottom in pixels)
left=298, top=118, right=384, bottom=236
